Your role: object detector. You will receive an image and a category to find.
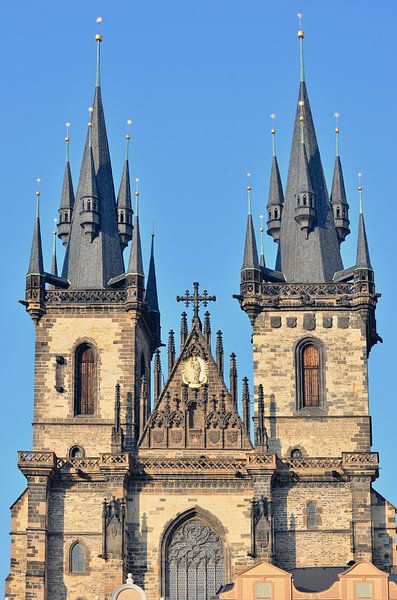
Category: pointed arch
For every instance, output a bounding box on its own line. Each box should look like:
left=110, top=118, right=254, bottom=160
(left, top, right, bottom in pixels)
left=295, top=337, right=326, bottom=411
left=160, top=507, right=230, bottom=600
left=74, top=342, right=97, bottom=416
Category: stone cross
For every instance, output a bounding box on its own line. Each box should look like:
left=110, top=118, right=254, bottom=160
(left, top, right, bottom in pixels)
left=177, top=282, right=216, bottom=320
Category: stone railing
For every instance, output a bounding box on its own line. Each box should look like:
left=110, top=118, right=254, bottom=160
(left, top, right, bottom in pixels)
left=45, top=289, right=127, bottom=304
left=57, top=457, right=100, bottom=470
left=260, top=282, right=355, bottom=297
left=100, top=453, right=130, bottom=465
left=246, top=454, right=277, bottom=468
left=285, top=457, right=342, bottom=470
left=342, top=452, right=379, bottom=464
left=18, top=451, right=56, bottom=465
left=137, top=457, right=248, bottom=473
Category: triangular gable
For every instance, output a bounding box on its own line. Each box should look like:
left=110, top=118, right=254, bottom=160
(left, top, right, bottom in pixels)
left=139, top=321, right=252, bottom=450
left=234, top=560, right=292, bottom=579
left=339, top=560, right=389, bottom=578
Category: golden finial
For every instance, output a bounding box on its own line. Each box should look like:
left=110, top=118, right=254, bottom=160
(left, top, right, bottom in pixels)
left=96, top=17, right=103, bottom=43
left=297, top=13, right=305, bottom=82
left=125, top=119, right=132, bottom=160
left=88, top=107, right=93, bottom=128
left=358, top=172, right=363, bottom=214
left=270, top=114, right=276, bottom=156
left=246, top=172, right=252, bottom=215
left=65, top=121, right=71, bottom=161
left=334, top=112, right=340, bottom=157
left=297, top=13, right=304, bottom=38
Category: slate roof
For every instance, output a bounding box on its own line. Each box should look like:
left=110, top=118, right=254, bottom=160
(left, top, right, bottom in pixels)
left=267, top=155, right=284, bottom=207
left=356, top=212, right=372, bottom=269
left=117, top=158, right=133, bottom=214
left=61, top=85, right=124, bottom=288
left=330, top=156, right=349, bottom=208
left=276, top=82, right=344, bottom=282
left=127, top=214, right=144, bottom=276
left=145, top=234, right=159, bottom=312
left=290, top=566, right=346, bottom=592
left=242, top=214, right=259, bottom=270
left=27, top=213, right=44, bottom=276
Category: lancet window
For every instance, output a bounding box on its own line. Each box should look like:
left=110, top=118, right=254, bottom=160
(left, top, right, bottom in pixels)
left=74, top=343, right=95, bottom=416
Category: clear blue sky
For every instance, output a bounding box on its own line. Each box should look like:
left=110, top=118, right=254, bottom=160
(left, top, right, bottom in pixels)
left=1, top=1, right=396, bottom=591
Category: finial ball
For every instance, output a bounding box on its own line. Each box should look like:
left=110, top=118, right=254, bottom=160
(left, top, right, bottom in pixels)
left=89, top=106, right=94, bottom=113
left=65, top=121, right=71, bottom=128
left=127, top=119, right=132, bottom=125
left=96, top=16, right=103, bottom=23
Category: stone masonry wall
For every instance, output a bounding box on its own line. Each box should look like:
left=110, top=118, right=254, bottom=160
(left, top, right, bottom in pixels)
left=253, top=309, right=370, bottom=458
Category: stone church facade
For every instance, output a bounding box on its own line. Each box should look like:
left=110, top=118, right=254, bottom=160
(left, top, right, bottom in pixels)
left=5, top=19, right=397, bottom=600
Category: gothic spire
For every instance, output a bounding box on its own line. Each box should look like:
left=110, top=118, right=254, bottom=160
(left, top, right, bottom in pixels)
left=145, top=232, right=159, bottom=312
left=276, top=17, right=343, bottom=282
left=117, top=120, right=133, bottom=249
left=241, top=173, right=259, bottom=270
left=27, top=180, right=44, bottom=276
left=57, top=122, right=75, bottom=246
left=266, top=115, right=284, bottom=242
left=61, top=19, right=124, bottom=288
left=356, top=178, right=372, bottom=269
left=330, top=113, right=350, bottom=243
left=127, top=178, right=144, bottom=277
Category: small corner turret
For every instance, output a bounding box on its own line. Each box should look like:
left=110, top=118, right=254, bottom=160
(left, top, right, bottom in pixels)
left=330, top=114, right=350, bottom=243
left=25, top=180, right=46, bottom=324
left=266, top=115, right=284, bottom=242
left=117, top=120, right=134, bottom=250
left=57, top=123, right=75, bottom=246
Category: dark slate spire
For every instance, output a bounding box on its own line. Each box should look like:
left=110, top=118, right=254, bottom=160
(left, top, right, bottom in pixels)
left=203, top=311, right=211, bottom=347
left=57, top=124, right=75, bottom=246
left=266, top=117, right=284, bottom=242
left=330, top=116, right=350, bottom=243
left=127, top=179, right=144, bottom=277
left=117, top=121, right=133, bottom=250
left=61, top=28, right=124, bottom=288
left=28, top=186, right=44, bottom=276
left=276, top=22, right=343, bottom=282
left=356, top=184, right=372, bottom=269
left=241, top=176, right=260, bottom=271
left=145, top=233, right=159, bottom=312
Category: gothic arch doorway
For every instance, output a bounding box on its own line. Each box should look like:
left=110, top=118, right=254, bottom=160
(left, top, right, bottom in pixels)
left=163, top=513, right=225, bottom=600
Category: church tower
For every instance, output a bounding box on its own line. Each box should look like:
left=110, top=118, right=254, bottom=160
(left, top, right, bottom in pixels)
left=237, top=16, right=394, bottom=572
left=8, top=22, right=161, bottom=599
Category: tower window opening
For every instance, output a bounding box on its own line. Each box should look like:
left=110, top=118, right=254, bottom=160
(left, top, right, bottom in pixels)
left=336, top=207, right=341, bottom=219
left=74, top=344, right=95, bottom=416
left=120, top=211, right=124, bottom=223
left=69, top=445, right=85, bottom=458
left=275, top=208, right=278, bottom=219
left=303, top=194, right=307, bottom=206
left=302, top=344, right=320, bottom=407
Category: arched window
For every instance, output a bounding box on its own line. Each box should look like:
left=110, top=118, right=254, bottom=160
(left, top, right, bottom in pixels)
left=70, top=542, right=86, bottom=573
left=164, top=517, right=224, bottom=600
left=74, top=344, right=95, bottom=416
left=69, top=445, right=85, bottom=458
left=291, top=448, right=302, bottom=459
left=302, top=344, right=320, bottom=407
left=274, top=208, right=278, bottom=219
left=295, top=338, right=325, bottom=411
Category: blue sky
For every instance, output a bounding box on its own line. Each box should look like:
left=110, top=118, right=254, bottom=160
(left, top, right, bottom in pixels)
left=1, top=1, right=396, bottom=590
